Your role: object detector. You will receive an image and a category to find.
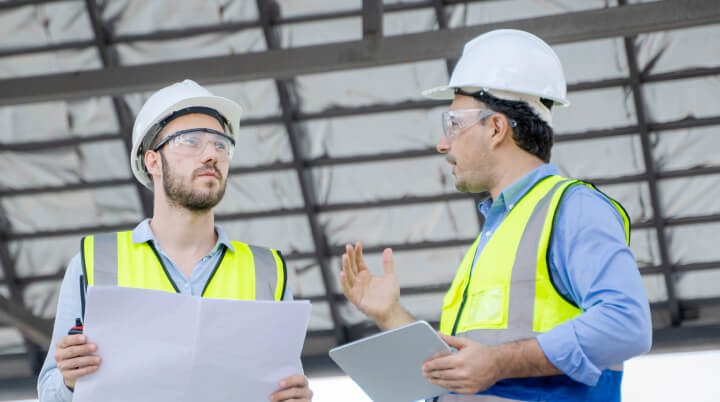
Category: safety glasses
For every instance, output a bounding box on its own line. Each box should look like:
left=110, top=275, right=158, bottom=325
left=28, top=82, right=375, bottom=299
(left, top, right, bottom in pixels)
left=441, top=109, right=496, bottom=139
left=152, top=128, right=236, bottom=160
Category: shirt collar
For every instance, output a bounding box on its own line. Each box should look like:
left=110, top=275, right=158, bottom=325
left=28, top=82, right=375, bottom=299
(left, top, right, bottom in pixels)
left=130, top=218, right=235, bottom=253
left=478, top=163, right=560, bottom=217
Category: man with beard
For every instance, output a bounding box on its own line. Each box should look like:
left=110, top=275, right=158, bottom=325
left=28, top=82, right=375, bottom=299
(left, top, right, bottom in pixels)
left=340, top=30, right=651, bottom=401
left=37, top=80, right=313, bottom=402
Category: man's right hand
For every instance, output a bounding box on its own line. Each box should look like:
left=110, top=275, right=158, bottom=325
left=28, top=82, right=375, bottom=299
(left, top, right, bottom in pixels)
left=54, top=334, right=101, bottom=390
left=340, top=242, right=413, bottom=330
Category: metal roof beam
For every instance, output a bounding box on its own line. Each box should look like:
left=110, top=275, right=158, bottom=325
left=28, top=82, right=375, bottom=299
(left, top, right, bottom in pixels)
left=256, top=0, right=346, bottom=345
left=8, top=259, right=720, bottom=295
left=83, top=0, right=153, bottom=218
left=0, top=0, right=75, bottom=10
left=2, top=64, right=719, bottom=153
left=0, top=211, right=48, bottom=373
left=619, top=0, right=681, bottom=325
left=4, top=133, right=720, bottom=198
left=0, top=0, right=491, bottom=58
left=0, top=0, right=718, bottom=106
left=362, top=0, right=383, bottom=39
left=0, top=294, right=52, bottom=348
left=5, top=191, right=720, bottom=241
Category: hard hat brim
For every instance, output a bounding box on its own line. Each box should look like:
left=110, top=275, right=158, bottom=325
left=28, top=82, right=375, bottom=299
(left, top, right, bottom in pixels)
left=421, top=86, right=456, bottom=100
left=422, top=84, right=571, bottom=107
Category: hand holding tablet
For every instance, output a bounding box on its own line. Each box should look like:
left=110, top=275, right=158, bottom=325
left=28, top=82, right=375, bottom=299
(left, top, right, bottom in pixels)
left=329, top=320, right=453, bottom=402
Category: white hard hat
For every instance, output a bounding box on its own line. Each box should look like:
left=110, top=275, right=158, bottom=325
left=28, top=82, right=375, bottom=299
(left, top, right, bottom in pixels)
left=422, top=29, right=569, bottom=125
left=130, top=79, right=243, bottom=189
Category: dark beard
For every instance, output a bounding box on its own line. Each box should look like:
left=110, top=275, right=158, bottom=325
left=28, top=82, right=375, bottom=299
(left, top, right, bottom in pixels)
left=160, top=152, right=226, bottom=212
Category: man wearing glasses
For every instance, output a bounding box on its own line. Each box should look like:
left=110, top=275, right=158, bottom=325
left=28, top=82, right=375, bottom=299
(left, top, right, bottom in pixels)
left=37, top=80, right=312, bottom=402
left=341, top=30, right=652, bottom=401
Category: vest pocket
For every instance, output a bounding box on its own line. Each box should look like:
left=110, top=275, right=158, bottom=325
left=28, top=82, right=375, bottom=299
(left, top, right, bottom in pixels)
left=464, top=287, right=505, bottom=328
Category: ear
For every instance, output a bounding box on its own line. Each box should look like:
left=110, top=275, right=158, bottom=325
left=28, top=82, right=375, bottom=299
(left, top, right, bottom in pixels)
left=487, top=113, right=512, bottom=150
left=144, top=150, right=163, bottom=182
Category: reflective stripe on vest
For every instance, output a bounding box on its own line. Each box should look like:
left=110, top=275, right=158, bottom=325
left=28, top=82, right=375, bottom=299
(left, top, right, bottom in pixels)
left=435, top=175, right=629, bottom=402
left=80, top=231, right=286, bottom=301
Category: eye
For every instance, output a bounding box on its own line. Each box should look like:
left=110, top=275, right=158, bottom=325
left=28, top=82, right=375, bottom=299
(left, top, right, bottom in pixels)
left=183, top=134, right=201, bottom=145
left=215, top=141, right=227, bottom=151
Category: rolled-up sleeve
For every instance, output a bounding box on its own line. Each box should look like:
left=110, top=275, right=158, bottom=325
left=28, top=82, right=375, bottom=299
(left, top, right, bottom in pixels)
left=536, top=186, right=652, bottom=385
left=37, top=253, right=84, bottom=402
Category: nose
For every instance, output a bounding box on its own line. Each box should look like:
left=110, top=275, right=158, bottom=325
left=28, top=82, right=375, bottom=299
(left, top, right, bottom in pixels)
left=436, top=135, right=450, bottom=154
left=199, top=141, right=220, bottom=164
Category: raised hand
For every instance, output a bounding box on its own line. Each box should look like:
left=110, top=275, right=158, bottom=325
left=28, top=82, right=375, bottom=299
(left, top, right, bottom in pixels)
left=340, top=242, right=414, bottom=329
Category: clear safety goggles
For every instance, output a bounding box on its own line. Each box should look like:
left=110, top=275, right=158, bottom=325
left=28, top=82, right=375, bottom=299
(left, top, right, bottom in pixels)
left=441, top=109, right=517, bottom=139
left=152, top=128, right=236, bottom=160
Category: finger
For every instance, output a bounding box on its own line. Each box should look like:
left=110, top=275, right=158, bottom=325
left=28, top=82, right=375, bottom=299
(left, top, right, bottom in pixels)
left=269, top=385, right=313, bottom=402
left=345, top=244, right=359, bottom=280
left=55, top=343, right=98, bottom=363
left=56, top=334, right=87, bottom=349
left=58, top=355, right=102, bottom=372
left=340, top=270, right=351, bottom=297
left=438, top=332, right=471, bottom=349
left=426, top=377, right=469, bottom=393
left=424, top=350, right=452, bottom=363
left=62, top=364, right=100, bottom=381
left=342, top=251, right=356, bottom=285
left=350, top=242, right=368, bottom=275
left=422, top=354, right=459, bottom=372
left=382, top=248, right=395, bottom=276
left=279, top=374, right=308, bottom=388
left=423, top=366, right=463, bottom=381
left=355, top=241, right=369, bottom=272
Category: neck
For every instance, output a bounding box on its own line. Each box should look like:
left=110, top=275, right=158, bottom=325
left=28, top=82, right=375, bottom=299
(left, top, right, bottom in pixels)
left=488, top=154, right=545, bottom=201
left=149, top=196, right=218, bottom=255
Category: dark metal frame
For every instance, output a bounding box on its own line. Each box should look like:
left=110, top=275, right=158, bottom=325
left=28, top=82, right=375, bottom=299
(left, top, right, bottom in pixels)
left=618, top=0, right=680, bottom=326
left=1, top=0, right=719, bottom=105
left=255, top=0, right=346, bottom=345
left=0, top=225, right=49, bottom=374
left=83, top=0, right=153, bottom=218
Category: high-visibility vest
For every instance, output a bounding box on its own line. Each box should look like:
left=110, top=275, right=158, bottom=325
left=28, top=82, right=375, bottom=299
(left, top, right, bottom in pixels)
left=436, top=175, right=630, bottom=402
left=80, top=231, right=287, bottom=301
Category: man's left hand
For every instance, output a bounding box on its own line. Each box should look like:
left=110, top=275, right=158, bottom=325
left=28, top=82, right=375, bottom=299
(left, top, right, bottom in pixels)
left=422, top=333, right=502, bottom=395
left=269, top=374, right=313, bottom=401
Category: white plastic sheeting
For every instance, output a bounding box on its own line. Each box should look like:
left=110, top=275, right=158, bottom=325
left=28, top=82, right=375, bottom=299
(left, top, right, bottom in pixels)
left=0, top=2, right=93, bottom=48
left=296, top=60, right=448, bottom=112
left=301, top=107, right=443, bottom=158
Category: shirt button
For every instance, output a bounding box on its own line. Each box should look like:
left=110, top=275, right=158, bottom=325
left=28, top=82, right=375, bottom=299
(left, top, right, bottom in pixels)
left=508, top=203, right=514, bottom=209
left=485, top=231, right=492, bottom=237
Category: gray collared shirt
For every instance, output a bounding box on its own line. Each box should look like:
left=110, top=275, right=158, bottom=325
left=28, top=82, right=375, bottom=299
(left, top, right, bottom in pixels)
left=37, top=219, right=295, bottom=402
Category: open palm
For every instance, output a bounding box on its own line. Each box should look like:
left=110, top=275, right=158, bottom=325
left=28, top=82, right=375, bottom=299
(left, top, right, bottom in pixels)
left=340, top=242, right=399, bottom=322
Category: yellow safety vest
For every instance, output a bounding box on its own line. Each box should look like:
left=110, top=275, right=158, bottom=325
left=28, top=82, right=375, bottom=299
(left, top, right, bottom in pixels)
left=440, top=175, right=630, bottom=341
left=80, top=231, right=287, bottom=301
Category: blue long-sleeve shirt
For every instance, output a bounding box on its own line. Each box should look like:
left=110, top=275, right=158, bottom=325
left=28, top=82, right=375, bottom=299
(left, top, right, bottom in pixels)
left=37, top=219, right=295, bottom=402
left=470, top=164, right=652, bottom=386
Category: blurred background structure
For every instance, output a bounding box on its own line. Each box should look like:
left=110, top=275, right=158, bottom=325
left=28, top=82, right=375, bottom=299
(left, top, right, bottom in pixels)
left=1, top=0, right=719, bottom=399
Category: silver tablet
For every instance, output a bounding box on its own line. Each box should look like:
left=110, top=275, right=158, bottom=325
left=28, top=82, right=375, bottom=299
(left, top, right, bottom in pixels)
left=329, top=320, right=452, bottom=402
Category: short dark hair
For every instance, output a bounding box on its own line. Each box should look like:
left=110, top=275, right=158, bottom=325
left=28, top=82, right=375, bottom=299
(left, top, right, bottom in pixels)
left=458, top=89, right=554, bottom=163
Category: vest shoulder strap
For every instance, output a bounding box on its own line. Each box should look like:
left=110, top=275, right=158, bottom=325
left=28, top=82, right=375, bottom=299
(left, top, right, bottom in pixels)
left=81, top=231, right=127, bottom=287
left=245, top=244, right=287, bottom=301
left=204, top=242, right=287, bottom=301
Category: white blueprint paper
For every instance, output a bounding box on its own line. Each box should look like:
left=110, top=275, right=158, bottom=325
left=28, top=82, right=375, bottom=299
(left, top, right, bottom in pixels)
left=73, top=286, right=311, bottom=402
